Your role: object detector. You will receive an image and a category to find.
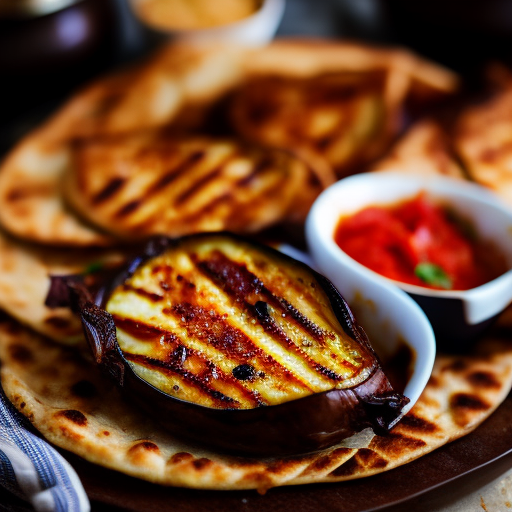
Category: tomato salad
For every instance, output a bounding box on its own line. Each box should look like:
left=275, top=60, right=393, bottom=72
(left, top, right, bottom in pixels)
left=334, top=193, right=508, bottom=290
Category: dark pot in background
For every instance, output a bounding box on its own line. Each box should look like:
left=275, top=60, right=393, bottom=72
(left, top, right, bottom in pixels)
left=0, top=0, right=149, bottom=154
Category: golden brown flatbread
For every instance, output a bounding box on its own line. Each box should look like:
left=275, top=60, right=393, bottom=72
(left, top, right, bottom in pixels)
left=371, top=119, right=466, bottom=178
left=241, top=39, right=458, bottom=97
left=0, top=134, right=114, bottom=247
left=230, top=71, right=393, bottom=178
left=43, top=43, right=246, bottom=142
left=0, top=43, right=246, bottom=247
left=0, top=230, right=124, bottom=345
left=454, top=84, right=512, bottom=203
left=1, top=315, right=511, bottom=490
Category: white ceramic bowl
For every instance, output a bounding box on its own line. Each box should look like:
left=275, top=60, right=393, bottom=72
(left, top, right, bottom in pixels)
left=306, top=172, right=512, bottom=351
left=130, top=0, right=285, bottom=46
left=278, top=244, right=435, bottom=418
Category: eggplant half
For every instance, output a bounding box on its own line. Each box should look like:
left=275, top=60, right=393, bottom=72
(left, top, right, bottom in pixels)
left=52, top=233, right=409, bottom=456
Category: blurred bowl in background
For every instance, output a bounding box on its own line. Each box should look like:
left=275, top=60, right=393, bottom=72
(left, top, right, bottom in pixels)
left=129, top=0, right=285, bottom=46
left=0, top=0, right=121, bottom=152
left=0, top=0, right=119, bottom=76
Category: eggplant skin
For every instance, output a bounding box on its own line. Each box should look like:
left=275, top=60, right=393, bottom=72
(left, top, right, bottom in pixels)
left=57, top=233, right=409, bottom=457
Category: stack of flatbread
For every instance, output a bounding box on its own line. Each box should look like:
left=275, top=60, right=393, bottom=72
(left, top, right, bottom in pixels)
left=370, top=65, right=512, bottom=200
left=1, top=38, right=512, bottom=492
left=0, top=39, right=459, bottom=248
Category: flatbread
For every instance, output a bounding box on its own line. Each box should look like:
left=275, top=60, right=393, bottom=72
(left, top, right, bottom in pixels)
left=1, top=315, right=511, bottom=490
left=0, top=43, right=245, bottom=247
left=371, top=119, right=467, bottom=178
left=454, top=84, right=512, bottom=203
left=241, top=39, right=459, bottom=98
left=41, top=44, right=246, bottom=143
left=0, top=134, right=114, bottom=247
left=0, top=230, right=124, bottom=346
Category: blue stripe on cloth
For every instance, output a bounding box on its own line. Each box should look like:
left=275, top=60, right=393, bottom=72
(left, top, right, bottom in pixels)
left=0, top=387, right=90, bottom=512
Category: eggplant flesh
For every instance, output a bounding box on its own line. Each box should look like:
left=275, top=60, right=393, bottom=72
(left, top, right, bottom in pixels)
left=62, top=233, right=409, bottom=456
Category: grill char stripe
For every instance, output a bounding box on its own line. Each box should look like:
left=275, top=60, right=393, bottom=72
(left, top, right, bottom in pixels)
left=252, top=301, right=348, bottom=382
left=113, top=316, right=176, bottom=342
left=147, top=150, right=206, bottom=196
left=174, top=167, right=223, bottom=206
left=115, top=199, right=141, bottom=218
left=110, top=150, right=207, bottom=222
left=124, top=351, right=243, bottom=409
left=158, top=155, right=287, bottom=229
left=167, top=301, right=313, bottom=394
left=113, top=315, right=270, bottom=407
left=118, top=149, right=236, bottom=233
left=172, top=149, right=241, bottom=207
left=197, top=251, right=330, bottom=344
left=121, top=283, right=164, bottom=302
left=277, top=297, right=335, bottom=341
left=236, top=155, right=275, bottom=187
left=194, top=251, right=358, bottom=380
left=92, top=177, right=125, bottom=205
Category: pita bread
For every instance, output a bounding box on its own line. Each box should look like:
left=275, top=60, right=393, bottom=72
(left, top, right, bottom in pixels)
left=454, top=84, right=512, bottom=204
left=43, top=44, right=246, bottom=143
left=0, top=134, right=115, bottom=247
left=47, top=39, right=457, bottom=143
left=0, top=230, right=124, bottom=346
left=62, top=132, right=329, bottom=239
left=371, top=119, right=467, bottom=178
left=230, top=71, right=395, bottom=178
left=1, top=314, right=511, bottom=491
left=0, top=43, right=246, bottom=248
left=241, top=39, right=459, bottom=98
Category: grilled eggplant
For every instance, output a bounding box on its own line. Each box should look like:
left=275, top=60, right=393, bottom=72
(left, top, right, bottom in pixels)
left=63, top=132, right=327, bottom=240
left=55, top=233, right=408, bottom=456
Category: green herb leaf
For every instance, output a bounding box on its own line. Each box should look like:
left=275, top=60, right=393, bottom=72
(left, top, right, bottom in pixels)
left=414, top=263, right=452, bottom=289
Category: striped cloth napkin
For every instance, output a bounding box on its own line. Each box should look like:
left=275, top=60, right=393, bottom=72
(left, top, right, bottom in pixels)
left=0, top=388, right=90, bottom=512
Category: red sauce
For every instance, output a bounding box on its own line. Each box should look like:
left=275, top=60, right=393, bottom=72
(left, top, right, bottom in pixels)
left=334, top=193, right=508, bottom=290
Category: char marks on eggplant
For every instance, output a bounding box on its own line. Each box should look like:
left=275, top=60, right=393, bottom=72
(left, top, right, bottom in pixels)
left=106, top=235, right=376, bottom=409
